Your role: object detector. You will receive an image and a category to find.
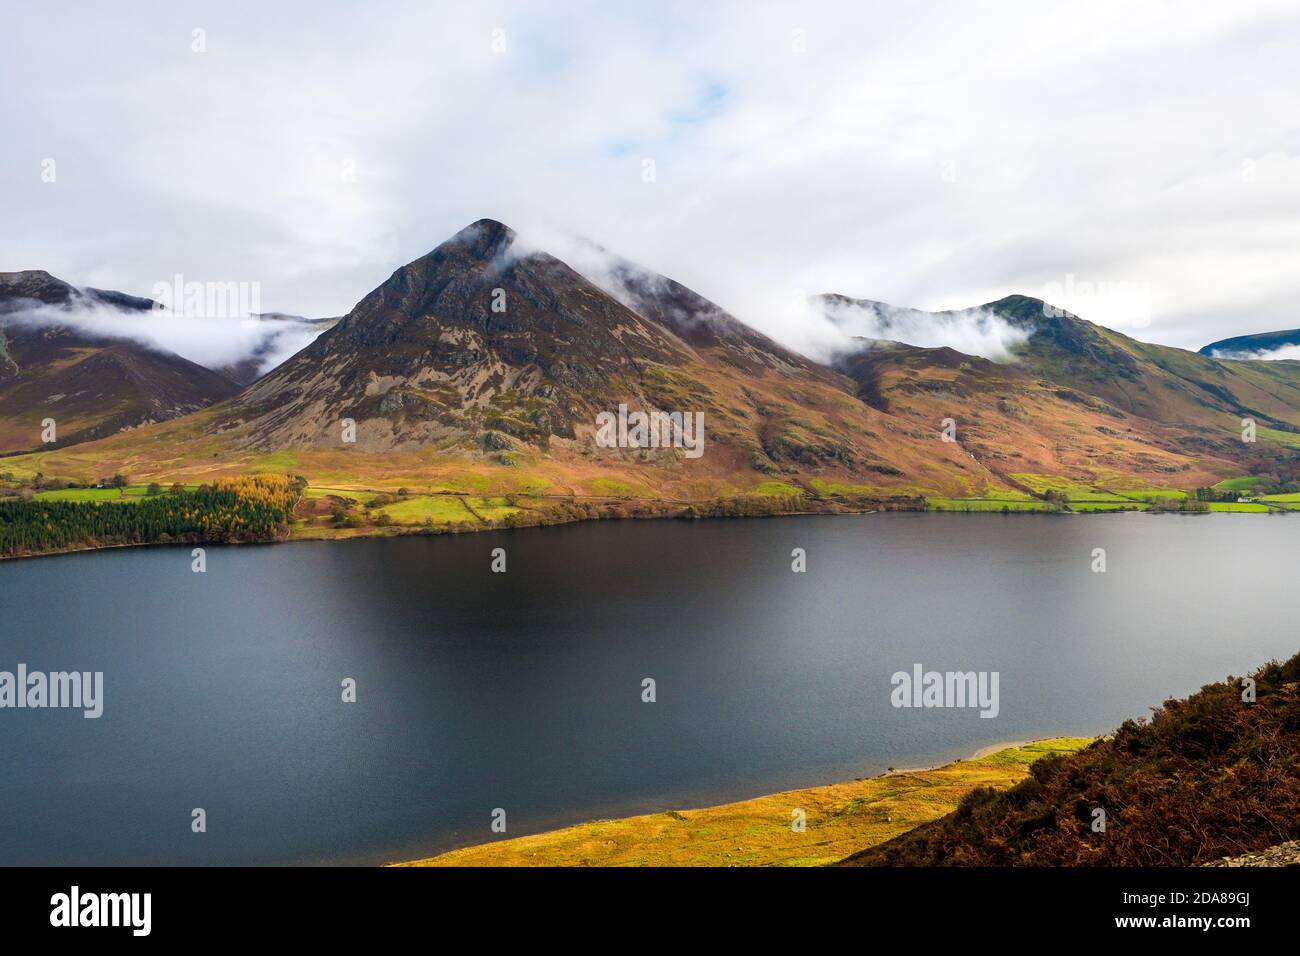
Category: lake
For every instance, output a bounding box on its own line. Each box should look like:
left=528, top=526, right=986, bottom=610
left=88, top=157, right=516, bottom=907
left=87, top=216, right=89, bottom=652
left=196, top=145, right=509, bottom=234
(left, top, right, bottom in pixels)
left=1, top=513, right=1295, bottom=865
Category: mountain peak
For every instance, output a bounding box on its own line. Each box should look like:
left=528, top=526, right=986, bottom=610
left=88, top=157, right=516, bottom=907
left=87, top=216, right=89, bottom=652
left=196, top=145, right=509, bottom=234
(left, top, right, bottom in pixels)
left=0, top=270, right=77, bottom=308
left=439, top=218, right=517, bottom=261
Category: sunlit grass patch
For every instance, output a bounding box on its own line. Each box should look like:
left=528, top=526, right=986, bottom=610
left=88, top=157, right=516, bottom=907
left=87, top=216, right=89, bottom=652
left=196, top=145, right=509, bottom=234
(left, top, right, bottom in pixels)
left=30, top=484, right=200, bottom=503
left=303, top=487, right=379, bottom=504
left=470, top=496, right=525, bottom=520
left=1256, top=426, right=1300, bottom=449
left=589, top=477, right=639, bottom=496
left=1070, top=501, right=1148, bottom=512
left=809, top=478, right=917, bottom=498
left=377, top=495, right=475, bottom=525
left=1008, top=473, right=1090, bottom=496
left=32, top=487, right=142, bottom=503
left=927, top=498, right=1053, bottom=512
left=974, top=737, right=1098, bottom=766
left=977, top=487, right=1035, bottom=501
left=390, top=738, right=1094, bottom=867
left=1106, top=487, right=1187, bottom=501
left=1214, top=476, right=1268, bottom=492
left=748, top=480, right=805, bottom=498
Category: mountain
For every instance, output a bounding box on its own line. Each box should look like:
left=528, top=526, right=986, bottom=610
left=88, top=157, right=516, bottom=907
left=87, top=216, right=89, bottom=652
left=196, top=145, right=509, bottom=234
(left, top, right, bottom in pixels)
left=1201, top=328, right=1300, bottom=359
left=0, top=271, right=240, bottom=454
left=207, top=219, right=985, bottom=492
left=989, top=295, right=1300, bottom=435
left=10, top=220, right=1300, bottom=508
left=839, top=652, right=1300, bottom=866
left=821, top=292, right=1300, bottom=488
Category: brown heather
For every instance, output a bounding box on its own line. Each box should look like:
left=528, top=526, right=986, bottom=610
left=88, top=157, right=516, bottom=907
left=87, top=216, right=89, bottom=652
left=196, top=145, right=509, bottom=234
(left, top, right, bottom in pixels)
left=841, top=653, right=1300, bottom=866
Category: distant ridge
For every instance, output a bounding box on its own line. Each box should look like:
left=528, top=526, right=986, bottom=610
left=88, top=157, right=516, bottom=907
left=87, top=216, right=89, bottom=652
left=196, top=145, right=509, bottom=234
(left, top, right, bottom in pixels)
left=1200, top=328, right=1300, bottom=358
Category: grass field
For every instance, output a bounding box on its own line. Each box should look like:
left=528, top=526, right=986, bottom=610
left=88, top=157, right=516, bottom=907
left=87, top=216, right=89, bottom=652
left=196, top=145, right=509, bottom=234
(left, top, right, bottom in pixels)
left=1104, top=487, right=1188, bottom=502
left=749, top=480, right=805, bottom=498
left=1008, top=473, right=1100, bottom=497
left=301, top=486, right=379, bottom=503
left=375, top=495, right=477, bottom=524
left=1205, top=501, right=1272, bottom=513
left=1214, top=476, right=1268, bottom=492
left=472, top=496, right=526, bottom=521
left=30, top=484, right=198, bottom=503
left=392, top=738, right=1094, bottom=867
left=926, top=497, right=1054, bottom=512
left=1007, top=473, right=1161, bottom=503
left=1070, top=501, right=1149, bottom=512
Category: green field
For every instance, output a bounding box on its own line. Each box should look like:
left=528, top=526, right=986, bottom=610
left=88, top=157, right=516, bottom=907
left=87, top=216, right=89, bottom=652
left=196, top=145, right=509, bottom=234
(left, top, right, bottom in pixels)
left=1214, top=476, right=1269, bottom=492
left=470, top=496, right=525, bottom=521
left=1206, top=501, right=1272, bottom=513
left=376, top=495, right=476, bottom=524
left=302, top=486, right=379, bottom=503
left=809, top=477, right=933, bottom=499
left=1008, top=473, right=1143, bottom=501
left=749, top=480, right=805, bottom=498
left=1105, top=487, right=1188, bottom=502
left=30, top=484, right=198, bottom=503
left=371, top=493, right=526, bottom=526
left=927, top=498, right=1054, bottom=512
left=1070, top=501, right=1149, bottom=512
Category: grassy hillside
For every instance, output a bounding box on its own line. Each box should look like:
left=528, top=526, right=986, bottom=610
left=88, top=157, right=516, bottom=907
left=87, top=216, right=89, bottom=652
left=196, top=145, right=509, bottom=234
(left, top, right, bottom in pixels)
left=391, top=739, right=1092, bottom=867
left=841, top=654, right=1300, bottom=866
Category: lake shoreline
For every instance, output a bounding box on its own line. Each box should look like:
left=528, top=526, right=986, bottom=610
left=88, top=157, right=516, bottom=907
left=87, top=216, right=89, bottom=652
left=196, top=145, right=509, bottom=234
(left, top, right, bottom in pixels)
left=3, top=491, right=1279, bottom=562
left=388, top=737, right=1096, bottom=867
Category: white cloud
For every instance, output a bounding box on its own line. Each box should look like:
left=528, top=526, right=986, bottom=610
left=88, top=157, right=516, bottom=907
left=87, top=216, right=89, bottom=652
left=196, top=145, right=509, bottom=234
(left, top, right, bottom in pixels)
left=2, top=0, right=1298, bottom=357
left=3, top=299, right=327, bottom=378
left=814, top=299, right=1031, bottom=363
left=1212, top=344, right=1300, bottom=362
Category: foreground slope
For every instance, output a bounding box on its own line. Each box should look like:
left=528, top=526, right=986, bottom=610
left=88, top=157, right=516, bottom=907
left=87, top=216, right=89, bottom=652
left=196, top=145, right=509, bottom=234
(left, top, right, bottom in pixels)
left=0, top=271, right=239, bottom=454
left=841, top=653, right=1300, bottom=866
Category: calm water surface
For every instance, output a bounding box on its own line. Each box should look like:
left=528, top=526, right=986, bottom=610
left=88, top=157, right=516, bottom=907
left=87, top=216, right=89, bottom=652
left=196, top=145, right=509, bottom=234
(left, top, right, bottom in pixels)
left=2, top=513, right=1295, bottom=864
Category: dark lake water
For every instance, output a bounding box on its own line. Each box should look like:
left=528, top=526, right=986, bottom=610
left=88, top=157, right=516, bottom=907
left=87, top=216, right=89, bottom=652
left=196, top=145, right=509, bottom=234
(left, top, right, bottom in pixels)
left=2, top=513, right=1296, bottom=865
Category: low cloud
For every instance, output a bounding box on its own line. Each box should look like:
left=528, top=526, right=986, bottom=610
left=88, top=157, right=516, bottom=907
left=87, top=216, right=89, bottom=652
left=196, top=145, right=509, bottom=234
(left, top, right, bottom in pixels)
left=1211, top=344, right=1300, bottom=362
left=1, top=298, right=329, bottom=381
left=811, top=297, right=1032, bottom=363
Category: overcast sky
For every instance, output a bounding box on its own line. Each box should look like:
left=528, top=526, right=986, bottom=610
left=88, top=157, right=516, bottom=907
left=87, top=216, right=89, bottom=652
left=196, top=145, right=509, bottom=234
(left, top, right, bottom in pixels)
left=3, top=0, right=1298, bottom=356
